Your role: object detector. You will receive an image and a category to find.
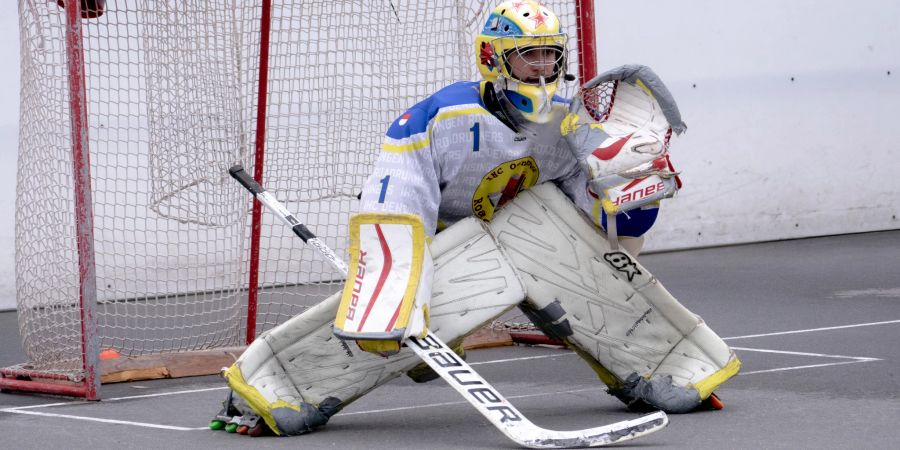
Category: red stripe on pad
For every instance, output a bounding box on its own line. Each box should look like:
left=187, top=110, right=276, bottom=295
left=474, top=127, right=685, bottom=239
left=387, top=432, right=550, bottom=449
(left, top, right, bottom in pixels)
left=356, top=224, right=392, bottom=332
left=385, top=297, right=403, bottom=332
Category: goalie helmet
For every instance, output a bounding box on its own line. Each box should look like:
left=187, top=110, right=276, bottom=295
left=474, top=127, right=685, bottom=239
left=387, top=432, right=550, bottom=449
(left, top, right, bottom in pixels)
left=476, top=0, right=568, bottom=124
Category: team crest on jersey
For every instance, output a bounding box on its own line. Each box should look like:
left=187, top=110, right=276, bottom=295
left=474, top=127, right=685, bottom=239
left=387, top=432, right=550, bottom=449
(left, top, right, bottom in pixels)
left=472, top=156, right=540, bottom=221
left=398, top=113, right=411, bottom=126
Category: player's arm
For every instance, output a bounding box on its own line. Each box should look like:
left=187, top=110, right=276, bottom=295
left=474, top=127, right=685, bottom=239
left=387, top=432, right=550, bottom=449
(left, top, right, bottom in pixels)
left=334, top=108, right=441, bottom=356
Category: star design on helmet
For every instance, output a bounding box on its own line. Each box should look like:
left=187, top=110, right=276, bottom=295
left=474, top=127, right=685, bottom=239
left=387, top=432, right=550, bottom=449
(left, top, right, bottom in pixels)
left=530, top=9, right=548, bottom=28
left=511, top=1, right=527, bottom=11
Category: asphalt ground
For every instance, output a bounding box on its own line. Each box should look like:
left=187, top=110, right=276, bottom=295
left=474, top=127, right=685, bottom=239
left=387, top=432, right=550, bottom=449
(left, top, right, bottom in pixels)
left=2, top=230, right=899, bottom=449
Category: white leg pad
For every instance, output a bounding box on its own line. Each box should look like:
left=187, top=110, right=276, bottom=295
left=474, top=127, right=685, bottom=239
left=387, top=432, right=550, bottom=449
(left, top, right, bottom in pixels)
left=225, top=217, right=526, bottom=434
left=487, top=183, right=740, bottom=412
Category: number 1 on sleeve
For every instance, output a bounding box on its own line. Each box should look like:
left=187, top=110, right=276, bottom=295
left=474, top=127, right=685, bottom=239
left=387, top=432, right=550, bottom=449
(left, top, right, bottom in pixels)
left=378, top=175, right=390, bottom=203
left=470, top=122, right=480, bottom=152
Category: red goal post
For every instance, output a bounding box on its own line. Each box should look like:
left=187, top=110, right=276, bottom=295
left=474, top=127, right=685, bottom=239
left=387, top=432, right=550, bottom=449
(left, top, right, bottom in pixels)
left=3, top=0, right=596, bottom=399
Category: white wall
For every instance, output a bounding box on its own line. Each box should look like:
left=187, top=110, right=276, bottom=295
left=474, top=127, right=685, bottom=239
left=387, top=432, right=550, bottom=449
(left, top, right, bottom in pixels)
left=594, top=0, right=900, bottom=251
left=2, top=0, right=898, bottom=309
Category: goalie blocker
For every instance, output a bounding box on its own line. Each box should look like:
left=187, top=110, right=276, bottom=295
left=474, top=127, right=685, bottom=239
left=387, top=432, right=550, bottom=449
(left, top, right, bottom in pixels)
left=334, top=213, right=433, bottom=356
left=488, top=183, right=741, bottom=413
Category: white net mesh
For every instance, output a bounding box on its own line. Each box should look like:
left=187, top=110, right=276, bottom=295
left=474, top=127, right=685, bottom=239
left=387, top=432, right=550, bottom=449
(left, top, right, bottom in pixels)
left=14, top=0, right=586, bottom=379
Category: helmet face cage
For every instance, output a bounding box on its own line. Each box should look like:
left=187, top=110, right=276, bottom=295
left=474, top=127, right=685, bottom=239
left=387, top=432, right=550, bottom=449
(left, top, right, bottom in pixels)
left=498, top=35, right=567, bottom=85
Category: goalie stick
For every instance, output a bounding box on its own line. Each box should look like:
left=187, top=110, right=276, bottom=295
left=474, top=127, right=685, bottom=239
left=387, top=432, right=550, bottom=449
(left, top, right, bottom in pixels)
left=228, top=164, right=668, bottom=448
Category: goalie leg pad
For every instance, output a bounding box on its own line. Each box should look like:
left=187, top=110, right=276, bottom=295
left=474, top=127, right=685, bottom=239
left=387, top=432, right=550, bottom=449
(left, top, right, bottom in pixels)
left=225, top=217, right=526, bottom=435
left=487, top=183, right=740, bottom=413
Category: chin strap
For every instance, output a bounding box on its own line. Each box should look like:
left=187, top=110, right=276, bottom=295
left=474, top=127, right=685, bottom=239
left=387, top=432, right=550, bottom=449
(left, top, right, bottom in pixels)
left=482, top=81, right=523, bottom=133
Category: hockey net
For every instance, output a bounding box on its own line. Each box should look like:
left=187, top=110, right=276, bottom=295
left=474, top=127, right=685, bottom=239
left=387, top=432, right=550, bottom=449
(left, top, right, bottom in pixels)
left=7, top=0, right=594, bottom=398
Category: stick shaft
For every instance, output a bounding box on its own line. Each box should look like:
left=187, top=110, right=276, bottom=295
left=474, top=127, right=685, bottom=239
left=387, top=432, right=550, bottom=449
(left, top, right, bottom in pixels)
left=229, top=165, right=348, bottom=274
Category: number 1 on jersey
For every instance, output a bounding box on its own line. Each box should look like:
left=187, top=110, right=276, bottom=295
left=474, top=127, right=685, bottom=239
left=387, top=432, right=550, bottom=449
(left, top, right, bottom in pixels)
left=470, top=122, right=480, bottom=152
left=378, top=175, right=390, bottom=203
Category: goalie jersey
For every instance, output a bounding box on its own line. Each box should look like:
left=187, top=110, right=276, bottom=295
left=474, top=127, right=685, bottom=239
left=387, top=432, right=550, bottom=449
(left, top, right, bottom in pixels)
left=359, top=81, right=657, bottom=236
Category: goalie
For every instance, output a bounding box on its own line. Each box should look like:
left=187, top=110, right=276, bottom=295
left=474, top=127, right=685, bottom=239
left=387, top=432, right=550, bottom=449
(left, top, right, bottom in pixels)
left=217, top=0, right=740, bottom=437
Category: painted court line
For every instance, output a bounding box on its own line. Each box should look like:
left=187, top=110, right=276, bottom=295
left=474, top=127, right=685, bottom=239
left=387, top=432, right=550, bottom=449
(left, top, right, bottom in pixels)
left=2, top=386, right=230, bottom=411
left=730, top=346, right=881, bottom=376
left=0, top=355, right=570, bottom=412
left=2, top=409, right=208, bottom=431
left=729, top=346, right=881, bottom=361
left=0, top=386, right=604, bottom=431
left=470, top=353, right=571, bottom=366
left=738, top=360, right=875, bottom=375
left=342, top=386, right=599, bottom=416
left=104, top=386, right=228, bottom=402
left=723, top=319, right=900, bottom=340
left=2, top=319, right=894, bottom=431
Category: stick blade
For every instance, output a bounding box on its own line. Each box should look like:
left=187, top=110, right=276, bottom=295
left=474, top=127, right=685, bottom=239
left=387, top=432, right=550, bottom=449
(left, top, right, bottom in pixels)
left=407, top=332, right=668, bottom=449
left=518, top=411, right=668, bottom=448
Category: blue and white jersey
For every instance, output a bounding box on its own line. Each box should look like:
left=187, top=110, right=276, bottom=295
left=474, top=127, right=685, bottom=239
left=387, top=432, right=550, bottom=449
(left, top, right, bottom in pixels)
left=359, top=81, right=652, bottom=236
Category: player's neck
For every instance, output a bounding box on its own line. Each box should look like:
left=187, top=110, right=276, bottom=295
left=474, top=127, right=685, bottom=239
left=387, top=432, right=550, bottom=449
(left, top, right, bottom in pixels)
left=480, top=80, right=522, bottom=134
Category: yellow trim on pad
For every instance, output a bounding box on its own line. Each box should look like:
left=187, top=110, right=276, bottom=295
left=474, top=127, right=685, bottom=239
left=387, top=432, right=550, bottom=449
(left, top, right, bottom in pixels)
left=224, top=364, right=300, bottom=436
left=335, top=212, right=427, bottom=336
left=695, top=355, right=742, bottom=399
left=601, top=197, right=620, bottom=216
left=635, top=78, right=655, bottom=99
left=591, top=196, right=603, bottom=226
left=391, top=215, right=426, bottom=333
left=357, top=340, right=401, bottom=355
left=570, top=345, right=624, bottom=390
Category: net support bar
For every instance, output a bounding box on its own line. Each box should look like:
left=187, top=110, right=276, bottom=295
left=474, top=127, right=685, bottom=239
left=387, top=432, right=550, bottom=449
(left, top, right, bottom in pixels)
left=67, top=0, right=102, bottom=402
left=575, top=0, right=597, bottom=82
left=245, top=0, right=275, bottom=346
left=0, top=0, right=101, bottom=401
